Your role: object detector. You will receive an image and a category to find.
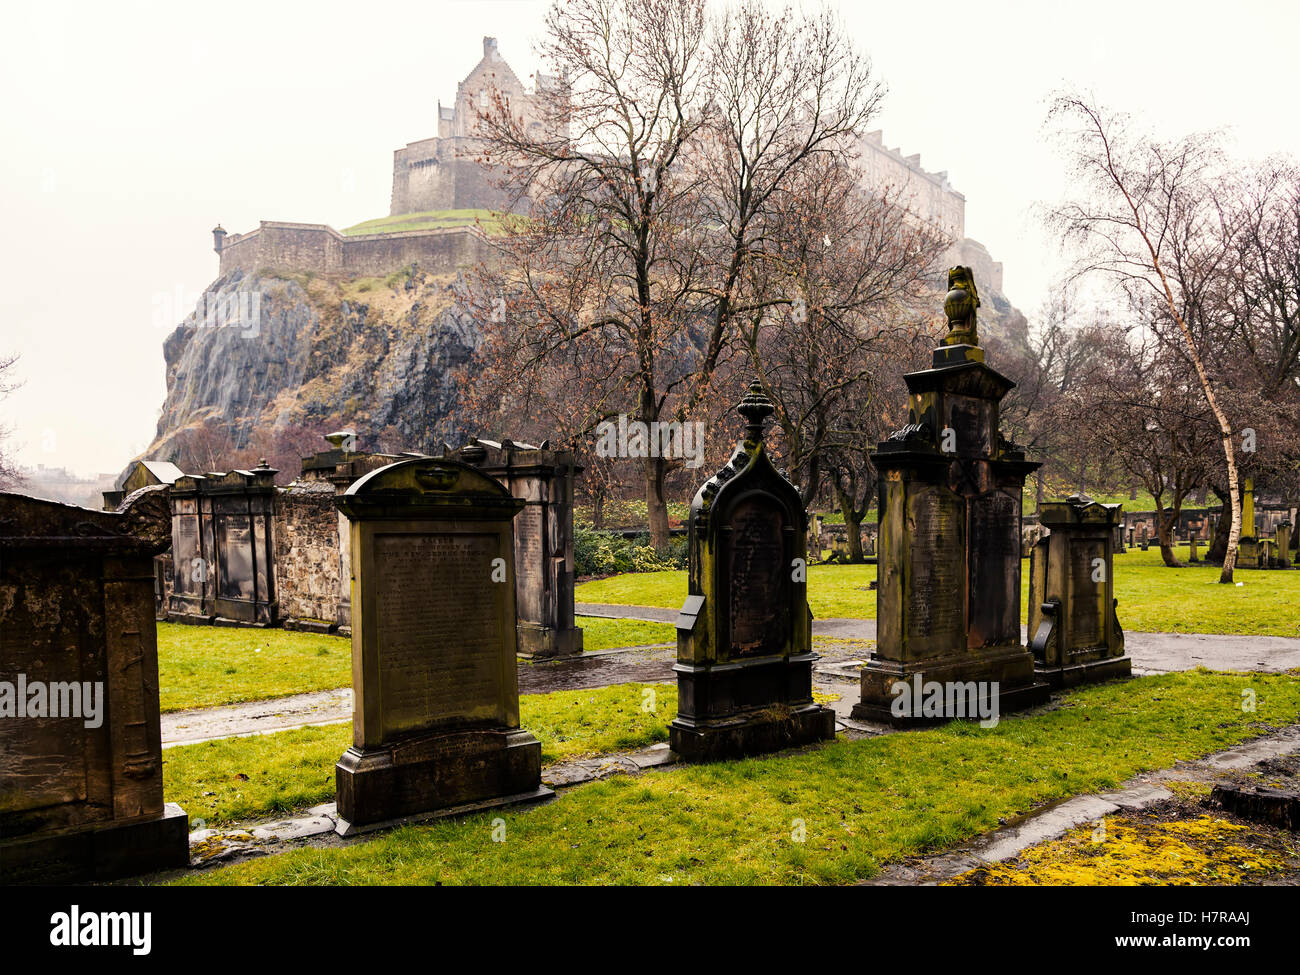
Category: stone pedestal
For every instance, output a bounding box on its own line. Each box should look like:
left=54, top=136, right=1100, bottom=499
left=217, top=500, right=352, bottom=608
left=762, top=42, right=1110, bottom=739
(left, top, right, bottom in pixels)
left=446, top=439, right=584, bottom=659
left=852, top=267, right=1048, bottom=727
left=0, top=487, right=189, bottom=883
left=333, top=458, right=551, bottom=834
left=1028, top=495, right=1131, bottom=688
left=670, top=382, right=835, bottom=761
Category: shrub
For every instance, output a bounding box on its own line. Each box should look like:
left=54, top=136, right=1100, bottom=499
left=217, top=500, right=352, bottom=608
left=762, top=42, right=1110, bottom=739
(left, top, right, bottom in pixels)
left=574, top=524, right=686, bottom=576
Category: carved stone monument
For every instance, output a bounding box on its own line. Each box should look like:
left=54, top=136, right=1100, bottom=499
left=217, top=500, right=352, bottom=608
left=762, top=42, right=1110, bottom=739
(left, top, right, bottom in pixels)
left=333, top=457, right=551, bottom=833
left=167, top=462, right=279, bottom=626
left=445, top=438, right=584, bottom=658
left=1028, top=495, right=1132, bottom=687
left=0, top=488, right=189, bottom=882
left=853, top=267, right=1049, bottom=726
left=1237, top=478, right=1260, bottom=568
left=1278, top=521, right=1292, bottom=569
left=670, top=382, right=836, bottom=761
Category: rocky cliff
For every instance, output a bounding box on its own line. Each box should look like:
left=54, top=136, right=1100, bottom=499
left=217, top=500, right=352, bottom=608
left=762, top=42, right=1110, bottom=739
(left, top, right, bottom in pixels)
left=146, top=265, right=480, bottom=465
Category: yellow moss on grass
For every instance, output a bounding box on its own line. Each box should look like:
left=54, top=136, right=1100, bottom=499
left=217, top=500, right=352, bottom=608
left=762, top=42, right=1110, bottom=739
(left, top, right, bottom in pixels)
left=948, top=815, right=1293, bottom=886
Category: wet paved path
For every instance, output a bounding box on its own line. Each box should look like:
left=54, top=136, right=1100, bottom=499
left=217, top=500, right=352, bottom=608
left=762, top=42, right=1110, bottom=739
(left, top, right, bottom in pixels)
left=161, top=606, right=1299, bottom=749
left=578, top=602, right=1300, bottom=675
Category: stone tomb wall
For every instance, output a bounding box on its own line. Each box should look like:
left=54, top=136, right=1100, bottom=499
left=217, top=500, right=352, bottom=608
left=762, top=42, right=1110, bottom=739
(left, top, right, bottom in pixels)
left=273, top=483, right=343, bottom=624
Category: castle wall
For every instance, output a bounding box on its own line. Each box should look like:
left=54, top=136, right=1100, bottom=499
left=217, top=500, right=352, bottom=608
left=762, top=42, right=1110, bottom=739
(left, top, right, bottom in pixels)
left=340, top=227, right=495, bottom=276
left=217, top=221, right=494, bottom=278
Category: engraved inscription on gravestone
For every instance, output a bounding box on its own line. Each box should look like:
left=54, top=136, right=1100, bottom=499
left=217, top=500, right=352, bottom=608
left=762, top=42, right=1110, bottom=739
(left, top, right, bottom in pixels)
left=726, top=496, right=788, bottom=656
left=968, top=490, right=1019, bottom=643
left=1069, top=539, right=1104, bottom=648
left=374, top=532, right=503, bottom=732
left=907, top=490, right=964, bottom=643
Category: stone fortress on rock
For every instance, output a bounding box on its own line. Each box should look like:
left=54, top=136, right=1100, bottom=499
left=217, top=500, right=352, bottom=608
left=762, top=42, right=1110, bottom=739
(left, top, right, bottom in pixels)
left=213, top=36, right=1008, bottom=295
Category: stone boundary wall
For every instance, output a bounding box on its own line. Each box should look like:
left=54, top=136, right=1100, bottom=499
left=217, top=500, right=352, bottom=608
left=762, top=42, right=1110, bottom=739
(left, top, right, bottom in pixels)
left=272, top=483, right=343, bottom=623
left=218, top=221, right=496, bottom=278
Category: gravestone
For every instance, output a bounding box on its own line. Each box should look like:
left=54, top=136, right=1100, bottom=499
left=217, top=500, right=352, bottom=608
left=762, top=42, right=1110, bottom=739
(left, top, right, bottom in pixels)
left=333, top=457, right=550, bottom=833
left=1237, top=478, right=1260, bottom=568
left=853, top=267, right=1049, bottom=726
left=0, top=487, right=189, bottom=882
left=671, top=382, right=835, bottom=761
left=1278, top=521, right=1292, bottom=569
left=167, top=462, right=278, bottom=625
left=1188, top=531, right=1200, bottom=563
left=1028, top=495, right=1131, bottom=688
left=444, top=438, right=584, bottom=658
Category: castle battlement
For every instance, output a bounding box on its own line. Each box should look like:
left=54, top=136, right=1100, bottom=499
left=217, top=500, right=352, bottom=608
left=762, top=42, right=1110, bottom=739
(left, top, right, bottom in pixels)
left=214, top=220, right=494, bottom=278
left=391, top=36, right=566, bottom=216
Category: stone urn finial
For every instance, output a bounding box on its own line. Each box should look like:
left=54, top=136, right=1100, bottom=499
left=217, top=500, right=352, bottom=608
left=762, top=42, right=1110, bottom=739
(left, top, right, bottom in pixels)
left=737, top=380, right=774, bottom=441
left=943, top=265, right=981, bottom=348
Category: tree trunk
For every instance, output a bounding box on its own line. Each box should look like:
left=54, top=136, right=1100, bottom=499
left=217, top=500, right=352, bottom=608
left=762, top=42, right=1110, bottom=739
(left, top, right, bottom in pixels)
left=1156, top=508, right=1183, bottom=568
left=644, top=455, right=670, bottom=552
left=1206, top=491, right=1229, bottom=564
left=832, top=479, right=865, bottom=563
left=1035, top=468, right=1045, bottom=513
left=591, top=491, right=605, bottom=530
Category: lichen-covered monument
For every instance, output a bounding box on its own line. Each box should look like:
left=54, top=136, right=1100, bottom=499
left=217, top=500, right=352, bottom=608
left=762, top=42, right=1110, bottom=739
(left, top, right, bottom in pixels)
left=853, top=267, right=1049, bottom=725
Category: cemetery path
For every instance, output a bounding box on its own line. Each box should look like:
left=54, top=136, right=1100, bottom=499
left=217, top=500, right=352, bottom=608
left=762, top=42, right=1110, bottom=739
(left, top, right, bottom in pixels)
left=577, top=602, right=1300, bottom=674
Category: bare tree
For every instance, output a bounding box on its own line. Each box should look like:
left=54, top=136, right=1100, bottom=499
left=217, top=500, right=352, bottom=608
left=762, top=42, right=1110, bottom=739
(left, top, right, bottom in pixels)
left=473, top=0, right=883, bottom=548
left=1048, top=94, right=1244, bottom=581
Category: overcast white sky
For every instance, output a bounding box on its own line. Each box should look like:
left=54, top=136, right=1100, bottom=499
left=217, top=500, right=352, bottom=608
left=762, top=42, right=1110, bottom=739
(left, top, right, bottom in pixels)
left=2, top=0, right=1297, bottom=477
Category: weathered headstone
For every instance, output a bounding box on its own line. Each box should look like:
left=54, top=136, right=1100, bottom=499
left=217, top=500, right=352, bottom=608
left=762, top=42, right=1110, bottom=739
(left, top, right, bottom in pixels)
left=1028, top=495, right=1131, bottom=688
left=1278, top=521, right=1292, bottom=569
left=167, top=462, right=279, bottom=625
left=445, top=438, right=584, bottom=658
left=0, top=488, right=188, bottom=882
left=671, top=382, right=835, bottom=761
left=1237, top=478, right=1260, bottom=568
left=1187, top=531, right=1200, bottom=563
left=333, top=457, right=551, bottom=833
left=853, top=267, right=1048, bottom=726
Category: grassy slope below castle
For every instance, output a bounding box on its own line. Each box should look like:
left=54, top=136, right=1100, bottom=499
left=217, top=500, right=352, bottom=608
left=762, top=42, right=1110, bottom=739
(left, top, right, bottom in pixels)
left=341, top=209, right=507, bottom=236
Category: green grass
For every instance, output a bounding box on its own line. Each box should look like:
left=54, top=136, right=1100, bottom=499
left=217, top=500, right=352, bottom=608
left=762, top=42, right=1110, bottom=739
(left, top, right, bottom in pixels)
left=341, top=209, right=508, bottom=237
left=158, top=624, right=351, bottom=714
left=1105, top=544, right=1300, bottom=637
left=579, top=617, right=675, bottom=649
left=576, top=546, right=1300, bottom=637
left=157, top=616, right=674, bottom=713
left=174, top=670, right=1300, bottom=885
left=166, top=682, right=678, bottom=826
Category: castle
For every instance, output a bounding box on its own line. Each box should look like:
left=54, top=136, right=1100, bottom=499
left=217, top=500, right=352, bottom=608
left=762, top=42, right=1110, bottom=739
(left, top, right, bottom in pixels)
left=212, top=36, right=1003, bottom=293
left=389, top=36, right=566, bottom=216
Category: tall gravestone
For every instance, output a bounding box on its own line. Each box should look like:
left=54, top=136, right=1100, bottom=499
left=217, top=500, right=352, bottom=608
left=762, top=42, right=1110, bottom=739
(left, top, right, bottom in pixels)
left=445, top=438, right=584, bottom=658
left=0, top=488, right=189, bottom=882
left=671, top=382, right=836, bottom=761
left=1278, top=521, right=1292, bottom=569
left=1237, top=478, right=1260, bottom=568
left=853, top=267, right=1049, bottom=725
left=333, top=457, right=551, bottom=833
left=1028, top=495, right=1131, bottom=687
